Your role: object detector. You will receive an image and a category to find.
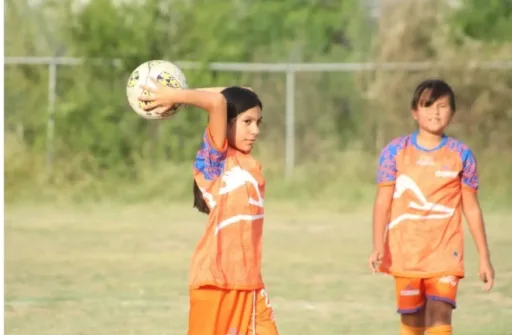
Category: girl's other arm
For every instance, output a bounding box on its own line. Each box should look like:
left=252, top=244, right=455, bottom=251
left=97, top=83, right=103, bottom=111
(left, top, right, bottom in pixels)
left=369, top=140, right=399, bottom=273
left=368, top=186, right=393, bottom=273
left=462, top=190, right=494, bottom=291
left=462, top=191, right=490, bottom=260
left=460, top=147, right=494, bottom=291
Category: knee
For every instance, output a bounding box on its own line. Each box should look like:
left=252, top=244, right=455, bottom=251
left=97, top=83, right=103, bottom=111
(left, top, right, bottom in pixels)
left=401, top=309, right=426, bottom=328
left=426, top=300, right=453, bottom=326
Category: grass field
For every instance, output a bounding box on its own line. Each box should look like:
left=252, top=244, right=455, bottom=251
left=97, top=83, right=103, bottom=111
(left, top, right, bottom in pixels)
left=5, top=203, right=512, bottom=334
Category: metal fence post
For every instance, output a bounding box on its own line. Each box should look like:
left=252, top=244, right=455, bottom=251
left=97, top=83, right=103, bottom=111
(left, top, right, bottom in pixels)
left=285, top=69, right=295, bottom=179
left=47, top=60, right=57, bottom=170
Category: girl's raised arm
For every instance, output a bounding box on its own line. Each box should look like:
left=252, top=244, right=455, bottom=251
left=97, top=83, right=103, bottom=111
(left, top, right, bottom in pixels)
left=139, top=79, right=228, bottom=149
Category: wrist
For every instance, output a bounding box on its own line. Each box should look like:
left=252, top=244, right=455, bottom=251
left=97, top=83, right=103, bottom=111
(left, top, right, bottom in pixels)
left=372, top=242, right=384, bottom=252
left=479, top=251, right=491, bottom=262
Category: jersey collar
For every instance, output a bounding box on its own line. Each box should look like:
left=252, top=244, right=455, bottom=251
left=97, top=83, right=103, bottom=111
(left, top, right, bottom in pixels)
left=411, top=131, right=448, bottom=152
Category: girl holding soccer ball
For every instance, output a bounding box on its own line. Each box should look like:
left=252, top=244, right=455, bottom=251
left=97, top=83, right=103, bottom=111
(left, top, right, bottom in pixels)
left=139, top=80, right=279, bottom=335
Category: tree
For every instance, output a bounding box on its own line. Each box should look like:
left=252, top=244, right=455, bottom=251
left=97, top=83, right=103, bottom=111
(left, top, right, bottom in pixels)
left=451, top=0, right=512, bottom=42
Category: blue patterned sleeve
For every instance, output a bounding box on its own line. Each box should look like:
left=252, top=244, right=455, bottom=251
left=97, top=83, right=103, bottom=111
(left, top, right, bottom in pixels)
left=377, top=139, right=401, bottom=185
left=194, top=129, right=227, bottom=181
left=461, top=148, right=479, bottom=191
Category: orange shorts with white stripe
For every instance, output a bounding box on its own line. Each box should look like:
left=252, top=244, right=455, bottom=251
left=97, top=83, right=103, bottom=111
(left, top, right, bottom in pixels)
left=394, top=276, right=460, bottom=314
left=188, top=286, right=278, bottom=335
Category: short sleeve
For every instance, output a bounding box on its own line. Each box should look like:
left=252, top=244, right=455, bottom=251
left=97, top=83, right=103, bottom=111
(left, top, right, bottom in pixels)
left=194, top=128, right=228, bottom=181
left=377, top=141, right=399, bottom=186
left=461, top=148, right=478, bottom=191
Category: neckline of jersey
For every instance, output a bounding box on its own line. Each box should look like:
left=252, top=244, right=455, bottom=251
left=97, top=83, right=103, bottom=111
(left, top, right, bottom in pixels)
left=411, top=131, right=448, bottom=152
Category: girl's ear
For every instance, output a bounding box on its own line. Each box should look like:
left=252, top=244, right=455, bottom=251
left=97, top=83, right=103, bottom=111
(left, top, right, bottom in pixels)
left=411, top=109, right=418, bottom=121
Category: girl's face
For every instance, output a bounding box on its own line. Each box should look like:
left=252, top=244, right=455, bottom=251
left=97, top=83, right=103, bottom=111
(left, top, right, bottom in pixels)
left=227, top=106, right=263, bottom=153
left=412, top=95, right=453, bottom=135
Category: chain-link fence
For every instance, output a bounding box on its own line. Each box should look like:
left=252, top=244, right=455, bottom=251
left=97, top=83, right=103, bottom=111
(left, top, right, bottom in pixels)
left=5, top=57, right=512, bottom=178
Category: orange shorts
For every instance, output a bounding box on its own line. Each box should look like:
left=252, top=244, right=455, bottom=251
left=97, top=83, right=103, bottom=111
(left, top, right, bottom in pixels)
left=188, top=286, right=279, bottom=335
left=394, top=276, right=460, bottom=314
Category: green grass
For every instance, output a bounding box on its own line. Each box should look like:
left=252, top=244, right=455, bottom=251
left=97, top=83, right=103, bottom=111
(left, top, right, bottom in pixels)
left=5, top=203, right=512, bottom=335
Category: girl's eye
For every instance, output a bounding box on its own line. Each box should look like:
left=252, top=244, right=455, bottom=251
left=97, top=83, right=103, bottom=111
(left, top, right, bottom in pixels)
left=244, top=120, right=251, bottom=125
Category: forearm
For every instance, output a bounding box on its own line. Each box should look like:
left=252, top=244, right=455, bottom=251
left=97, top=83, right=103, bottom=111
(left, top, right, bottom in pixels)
left=372, top=208, right=389, bottom=250
left=372, top=196, right=390, bottom=251
left=372, top=186, right=394, bottom=250
left=466, top=208, right=491, bottom=260
left=174, top=89, right=226, bottom=112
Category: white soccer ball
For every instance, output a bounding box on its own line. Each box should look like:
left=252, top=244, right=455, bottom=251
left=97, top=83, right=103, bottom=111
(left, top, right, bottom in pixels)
left=126, top=60, right=188, bottom=120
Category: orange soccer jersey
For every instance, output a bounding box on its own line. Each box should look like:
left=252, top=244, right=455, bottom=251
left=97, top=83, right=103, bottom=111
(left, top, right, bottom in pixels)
left=377, top=131, right=479, bottom=279
left=191, top=128, right=266, bottom=291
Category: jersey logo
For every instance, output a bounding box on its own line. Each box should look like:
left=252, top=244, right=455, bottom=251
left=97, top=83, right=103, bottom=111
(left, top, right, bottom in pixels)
left=435, top=166, right=459, bottom=178
left=219, top=166, right=264, bottom=207
left=213, top=166, right=265, bottom=235
left=416, top=155, right=435, bottom=166
left=438, top=276, right=458, bottom=287
left=400, top=285, right=420, bottom=296
left=388, top=174, right=455, bottom=229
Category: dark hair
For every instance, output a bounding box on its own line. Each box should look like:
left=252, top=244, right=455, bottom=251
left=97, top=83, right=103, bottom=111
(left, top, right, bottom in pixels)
left=193, top=87, right=263, bottom=215
left=411, top=79, right=456, bottom=113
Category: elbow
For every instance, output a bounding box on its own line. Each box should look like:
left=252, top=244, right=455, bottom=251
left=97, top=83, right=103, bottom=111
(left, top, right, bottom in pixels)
left=208, top=93, right=227, bottom=113
left=213, top=93, right=227, bottom=108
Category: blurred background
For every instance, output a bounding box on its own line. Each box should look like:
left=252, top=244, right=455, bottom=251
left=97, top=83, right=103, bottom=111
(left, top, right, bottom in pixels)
left=5, top=0, right=512, bottom=334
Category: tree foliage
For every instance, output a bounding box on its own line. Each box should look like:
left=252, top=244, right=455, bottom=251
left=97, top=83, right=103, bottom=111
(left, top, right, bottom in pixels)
left=5, top=0, right=512, bottom=202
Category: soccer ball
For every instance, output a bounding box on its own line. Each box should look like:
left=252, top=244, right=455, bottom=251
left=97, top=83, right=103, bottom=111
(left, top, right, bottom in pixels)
left=126, top=60, right=188, bottom=120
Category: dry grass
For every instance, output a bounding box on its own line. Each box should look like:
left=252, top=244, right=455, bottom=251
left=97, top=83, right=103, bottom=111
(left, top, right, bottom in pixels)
left=5, top=203, right=512, bottom=335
